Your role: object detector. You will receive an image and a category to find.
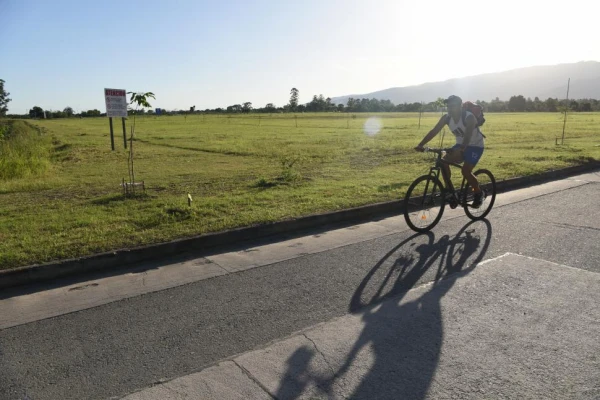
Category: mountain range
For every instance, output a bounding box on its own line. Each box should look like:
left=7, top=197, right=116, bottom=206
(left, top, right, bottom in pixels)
left=330, top=61, right=600, bottom=105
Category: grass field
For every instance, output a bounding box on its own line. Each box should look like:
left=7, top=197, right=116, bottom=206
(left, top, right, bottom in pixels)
left=0, top=112, right=598, bottom=270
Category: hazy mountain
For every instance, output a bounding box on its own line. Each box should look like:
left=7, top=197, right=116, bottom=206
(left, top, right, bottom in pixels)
left=330, top=61, right=600, bottom=105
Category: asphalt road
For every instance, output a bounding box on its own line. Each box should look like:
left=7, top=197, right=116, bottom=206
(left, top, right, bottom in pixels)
left=1, top=172, right=599, bottom=400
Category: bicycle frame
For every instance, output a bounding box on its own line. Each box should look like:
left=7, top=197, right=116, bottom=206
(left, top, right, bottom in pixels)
left=427, top=151, right=470, bottom=205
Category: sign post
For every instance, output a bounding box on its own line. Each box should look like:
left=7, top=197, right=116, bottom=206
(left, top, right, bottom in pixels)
left=109, top=117, right=115, bottom=150
left=104, top=88, right=128, bottom=150
left=122, top=117, right=127, bottom=149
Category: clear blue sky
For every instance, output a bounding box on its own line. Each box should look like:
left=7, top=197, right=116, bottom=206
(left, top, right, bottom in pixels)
left=2, top=0, right=598, bottom=114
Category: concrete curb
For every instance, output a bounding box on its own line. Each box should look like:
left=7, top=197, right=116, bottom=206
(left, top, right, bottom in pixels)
left=1, top=162, right=599, bottom=290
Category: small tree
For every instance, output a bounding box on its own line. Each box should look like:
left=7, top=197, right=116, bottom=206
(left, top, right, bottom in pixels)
left=0, top=79, right=10, bottom=117
left=125, top=91, right=155, bottom=195
left=289, top=88, right=299, bottom=111
left=63, top=107, right=74, bottom=117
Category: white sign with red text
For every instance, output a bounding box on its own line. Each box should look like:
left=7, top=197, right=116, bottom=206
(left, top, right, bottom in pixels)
left=104, top=88, right=128, bottom=118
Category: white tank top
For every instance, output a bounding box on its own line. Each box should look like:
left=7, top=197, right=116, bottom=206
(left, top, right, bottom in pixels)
left=446, top=112, right=485, bottom=148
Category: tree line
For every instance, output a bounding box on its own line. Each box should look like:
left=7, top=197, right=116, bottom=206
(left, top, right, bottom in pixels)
left=2, top=79, right=600, bottom=119
left=214, top=92, right=600, bottom=113
left=209, top=91, right=600, bottom=114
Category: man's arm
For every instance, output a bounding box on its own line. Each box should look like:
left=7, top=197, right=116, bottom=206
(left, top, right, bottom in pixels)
left=460, top=114, right=477, bottom=150
left=415, top=114, right=449, bottom=150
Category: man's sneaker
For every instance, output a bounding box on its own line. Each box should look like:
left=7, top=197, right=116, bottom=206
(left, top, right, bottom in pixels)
left=472, top=191, right=484, bottom=208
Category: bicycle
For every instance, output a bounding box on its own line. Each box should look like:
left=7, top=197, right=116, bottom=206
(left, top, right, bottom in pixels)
left=403, top=147, right=496, bottom=232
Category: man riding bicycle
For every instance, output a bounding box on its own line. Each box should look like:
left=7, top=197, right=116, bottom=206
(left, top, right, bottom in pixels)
left=414, top=95, right=485, bottom=208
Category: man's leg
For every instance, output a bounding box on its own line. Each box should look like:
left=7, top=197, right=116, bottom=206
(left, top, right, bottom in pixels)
left=461, top=162, right=481, bottom=193
left=440, top=162, right=452, bottom=189
left=461, top=146, right=485, bottom=207
left=462, top=162, right=484, bottom=207
left=441, top=150, right=462, bottom=189
left=461, top=146, right=484, bottom=193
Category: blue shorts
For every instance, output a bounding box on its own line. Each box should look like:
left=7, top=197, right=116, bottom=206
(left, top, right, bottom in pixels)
left=452, top=144, right=484, bottom=166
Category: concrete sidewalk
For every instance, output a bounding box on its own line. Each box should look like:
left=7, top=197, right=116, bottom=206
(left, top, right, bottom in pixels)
left=120, top=253, right=600, bottom=400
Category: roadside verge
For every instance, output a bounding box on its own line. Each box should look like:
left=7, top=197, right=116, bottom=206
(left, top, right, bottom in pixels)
left=1, top=162, right=598, bottom=290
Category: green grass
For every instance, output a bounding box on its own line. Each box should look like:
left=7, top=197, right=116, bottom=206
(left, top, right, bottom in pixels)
left=0, top=121, right=53, bottom=180
left=0, top=112, right=598, bottom=270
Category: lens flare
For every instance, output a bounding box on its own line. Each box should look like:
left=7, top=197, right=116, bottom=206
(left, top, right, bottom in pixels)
left=363, top=117, right=382, bottom=136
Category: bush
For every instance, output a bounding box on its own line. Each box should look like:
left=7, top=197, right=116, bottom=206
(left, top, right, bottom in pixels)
left=0, top=121, right=52, bottom=180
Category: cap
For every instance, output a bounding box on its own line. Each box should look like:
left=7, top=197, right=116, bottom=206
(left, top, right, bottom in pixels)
left=444, top=95, right=462, bottom=105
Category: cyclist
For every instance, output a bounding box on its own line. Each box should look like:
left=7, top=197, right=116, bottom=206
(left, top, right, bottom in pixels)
left=414, top=95, right=485, bottom=208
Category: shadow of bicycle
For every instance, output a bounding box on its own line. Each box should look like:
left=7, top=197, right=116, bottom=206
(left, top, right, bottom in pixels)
left=275, top=219, right=492, bottom=400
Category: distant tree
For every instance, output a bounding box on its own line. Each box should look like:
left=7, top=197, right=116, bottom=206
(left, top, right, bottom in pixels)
left=358, top=98, right=369, bottom=112
left=265, top=103, right=276, bottom=113
left=82, top=109, right=101, bottom=117
left=380, top=99, right=395, bottom=112
left=289, top=88, right=299, bottom=111
left=346, top=97, right=357, bottom=112
left=325, top=97, right=333, bottom=111
left=545, top=97, right=558, bottom=112
left=337, top=104, right=345, bottom=112
left=242, top=102, right=253, bottom=112
left=63, top=107, right=74, bottom=117
left=406, top=102, right=422, bottom=112
left=29, top=106, right=44, bottom=118
left=307, top=94, right=328, bottom=112
left=508, top=95, right=526, bottom=112
left=0, top=79, right=11, bottom=117
left=432, top=97, right=445, bottom=112
left=227, top=104, right=242, bottom=113
left=190, top=105, right=195, bottom=113
left=569, top=100, right=579, bottom=111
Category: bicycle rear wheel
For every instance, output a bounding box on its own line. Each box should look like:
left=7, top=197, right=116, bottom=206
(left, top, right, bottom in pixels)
left=403, top=175, right=446, bottom=232
left=463, top=169, right=496, bottom=220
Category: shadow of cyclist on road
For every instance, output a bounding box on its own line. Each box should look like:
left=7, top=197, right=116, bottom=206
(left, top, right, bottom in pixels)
left=318, top=219, right=492, bottom=399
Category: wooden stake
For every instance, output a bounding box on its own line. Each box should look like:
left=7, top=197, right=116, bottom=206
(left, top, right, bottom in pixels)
left=122, top=117, right=127, bottom=149
left=109, top=117, right=115, bottom=150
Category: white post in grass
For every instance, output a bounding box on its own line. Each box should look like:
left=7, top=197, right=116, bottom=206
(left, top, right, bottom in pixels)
left=561, top=78, right=570, bottom=145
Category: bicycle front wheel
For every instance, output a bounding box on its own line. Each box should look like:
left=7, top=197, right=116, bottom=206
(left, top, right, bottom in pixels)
left=403, top=175, right=446, bottom=232
left=463, top=169, right=496, bottom=220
